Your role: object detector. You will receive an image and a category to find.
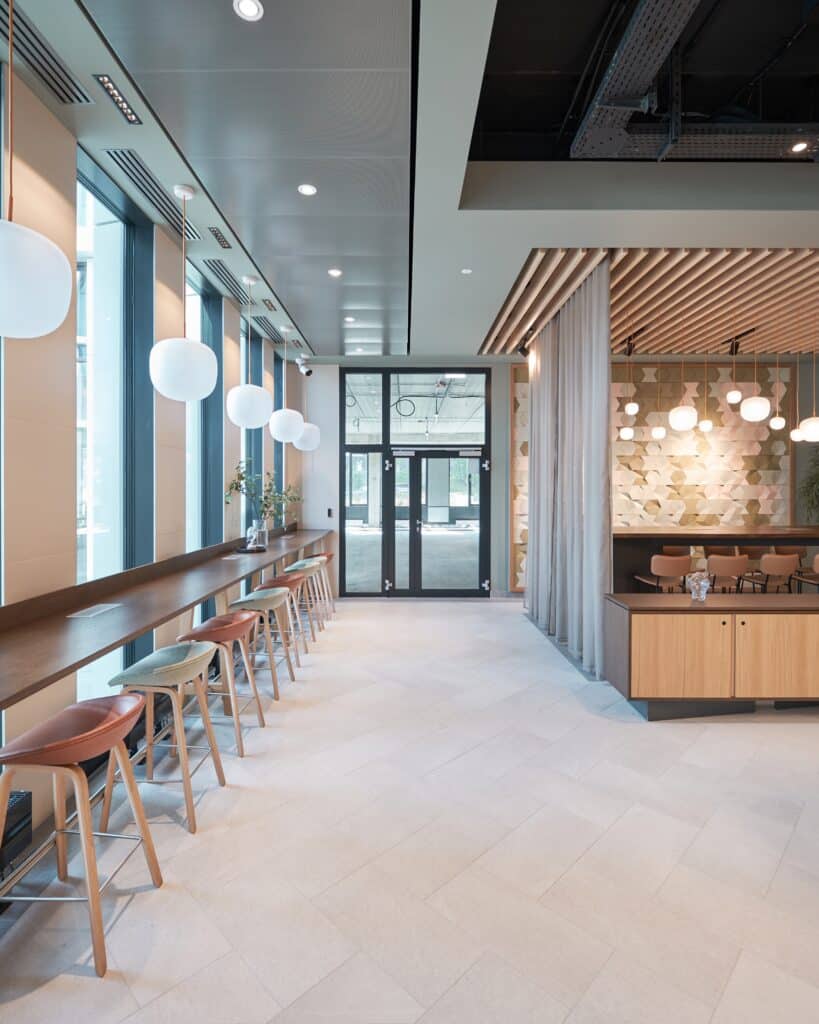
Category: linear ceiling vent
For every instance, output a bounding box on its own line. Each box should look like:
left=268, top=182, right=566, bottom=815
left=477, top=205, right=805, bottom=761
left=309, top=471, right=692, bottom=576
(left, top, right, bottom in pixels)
left=0, top=0, right=91, bottom=104
left=203, top=259, right=249, bottom=305
left=104, top=149, right=200, bottom=240
left=253, top=316, right=281, bottom=340
left=208, top=226, right=231, bottom=249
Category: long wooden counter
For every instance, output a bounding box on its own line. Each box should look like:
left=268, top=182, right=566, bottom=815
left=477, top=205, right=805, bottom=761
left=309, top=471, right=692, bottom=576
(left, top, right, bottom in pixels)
left=0, top=529, right=331, bottom=712
left=604, top=592, right=819, bottom=720
left=613, top=525, right=819, bottom=592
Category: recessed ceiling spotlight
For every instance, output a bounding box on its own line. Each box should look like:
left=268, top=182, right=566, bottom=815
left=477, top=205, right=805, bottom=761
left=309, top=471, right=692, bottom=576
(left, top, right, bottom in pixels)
left=297, top=183, right=317, bottom=196
left=93, top=75, right=142, bottom=124
left=233, top=0, right=264, bottom=20
left=460, top=268, right=473, bottom=275
left=328, top=268, right=343, bottom=278
left=355, top=347, right=364, bottom=353
left=792, top=141, right=808, bottom=153
left=344, top=316, right=355, bottom=323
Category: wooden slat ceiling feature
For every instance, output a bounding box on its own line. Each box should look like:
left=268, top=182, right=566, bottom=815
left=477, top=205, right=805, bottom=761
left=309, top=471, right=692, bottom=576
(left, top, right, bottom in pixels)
left=482, top=247, right=819, bottom=355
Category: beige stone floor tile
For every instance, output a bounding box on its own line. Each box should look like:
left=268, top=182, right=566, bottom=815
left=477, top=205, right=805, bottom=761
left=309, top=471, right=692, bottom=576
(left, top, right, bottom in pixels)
left=712, top=952, right=819, bottom=1024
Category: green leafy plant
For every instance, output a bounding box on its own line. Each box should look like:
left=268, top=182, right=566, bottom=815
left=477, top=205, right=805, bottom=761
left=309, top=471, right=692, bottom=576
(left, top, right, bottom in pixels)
left=799, top=447, right=819, bottom=523
left=225, top=460, right=302, bottom=525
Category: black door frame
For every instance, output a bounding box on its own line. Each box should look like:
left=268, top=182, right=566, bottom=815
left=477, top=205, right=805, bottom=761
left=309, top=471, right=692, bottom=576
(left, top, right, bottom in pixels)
left=339, top=368, right=491, bottom=598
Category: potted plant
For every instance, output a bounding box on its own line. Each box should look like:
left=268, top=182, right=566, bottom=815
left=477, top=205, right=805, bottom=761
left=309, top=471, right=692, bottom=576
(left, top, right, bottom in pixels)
left=225, top=460, right=302, bottom=548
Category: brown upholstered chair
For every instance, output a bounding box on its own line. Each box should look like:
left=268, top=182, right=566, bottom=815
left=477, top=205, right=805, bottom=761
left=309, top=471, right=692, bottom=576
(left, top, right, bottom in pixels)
left=707, top=554, right=749, bottom=593
left=743, top=553, right=800, bottom=593
left=634, top=554, right=691, bottom=593
left=793, top=553, right=819, bottom=592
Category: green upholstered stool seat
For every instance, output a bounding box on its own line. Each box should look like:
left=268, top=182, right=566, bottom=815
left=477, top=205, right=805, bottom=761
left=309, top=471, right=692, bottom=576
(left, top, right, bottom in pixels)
left=229, top=586, right=290, bottom=611
left=284, top=559, right=322, bottom=573
left=108, top=641, right=216, bottom=690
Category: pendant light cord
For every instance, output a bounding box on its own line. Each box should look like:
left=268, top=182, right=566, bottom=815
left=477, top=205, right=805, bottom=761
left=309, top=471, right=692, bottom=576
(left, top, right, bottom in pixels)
left=703, top=351, right=708, bottom=419
left=796, top=351, right=801, bottom=422
left=283, top=331, right=288, bottom=407
left=775, top=352, right=780, bottom=416
left=245, top=281, right=253, bottom=383
left=813, top=345, right=816, bottom=417
left=6, top=0, right=15, bottom=221
left=181, top=196, right=187, bottom=337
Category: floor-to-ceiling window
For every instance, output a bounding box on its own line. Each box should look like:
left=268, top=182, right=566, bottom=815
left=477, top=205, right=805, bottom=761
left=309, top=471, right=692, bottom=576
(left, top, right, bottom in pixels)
left=75, top=180, right=126, bottom=698
left=185, top=278, right=203, bottom=552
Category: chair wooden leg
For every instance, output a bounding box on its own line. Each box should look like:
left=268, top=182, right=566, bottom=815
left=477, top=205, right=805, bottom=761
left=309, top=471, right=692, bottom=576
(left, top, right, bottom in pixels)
left=220, top=643, right=245, bottom=757
left=53, top=772, right=68, bottom=881
left=169, top=688, right=197, bottom=833
left=286, top=597, right=301, bottom=668
left=262, top=615, right=280, bottom=701
left=113, top=741, right=162, bottom=888
left=145, top=692, right=155, bottom=781
left=194, top=674, right=226, bottom=787
left=98, top=748, right=116, bottom=833
left=67, top=766, right=107, bottom=977
left=309, top=577, right=324, bottom=631
left=276, top=606, right=296, bottom=682
left=292, top=589, right=309, bottom=654
left=239, top=635, right=265, bottom=726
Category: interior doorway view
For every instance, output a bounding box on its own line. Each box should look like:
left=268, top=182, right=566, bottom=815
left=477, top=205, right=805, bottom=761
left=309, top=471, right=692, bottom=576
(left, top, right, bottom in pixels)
left=341, top=370, right=490, bottom=596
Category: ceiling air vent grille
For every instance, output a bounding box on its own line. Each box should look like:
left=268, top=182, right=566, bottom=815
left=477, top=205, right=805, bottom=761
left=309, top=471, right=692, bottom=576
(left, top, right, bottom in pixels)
left=104, top=149, right=200, bottom=240
left=253, top=316, right=280, bottom=340
left=0, top=0, right=92, bottom=104
left=203, top=259, right=249, bottom=305
left=208, top=226, right=231, bottom=249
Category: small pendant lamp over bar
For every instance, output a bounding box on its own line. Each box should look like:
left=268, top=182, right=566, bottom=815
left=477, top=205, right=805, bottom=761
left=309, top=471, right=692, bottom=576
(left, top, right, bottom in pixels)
left=799, top=340, right=819, bottom=442
left=269, top=328, right=305, bottom=443
left=149, top=185, right=217, bottom=402
left=791, top=351, right=804, bottom=442
left=740, top=347, right=771, bottom=423
left=668, top=356, right=697, bottom=431
left=769, top=351, right=786, bottom=431
left=0, top=0, right=72, bottom=339
left=698, top=351, right=713, bottom=432
left=226, top=277, right=274, bottom=428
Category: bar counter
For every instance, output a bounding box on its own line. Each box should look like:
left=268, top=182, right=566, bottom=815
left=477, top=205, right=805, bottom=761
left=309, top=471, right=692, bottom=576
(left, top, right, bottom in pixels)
left=0, top=528, right=331, bottom=712
left=604, top=591, right=819, bottom=720
left=613, top=525, right=819, bottom=591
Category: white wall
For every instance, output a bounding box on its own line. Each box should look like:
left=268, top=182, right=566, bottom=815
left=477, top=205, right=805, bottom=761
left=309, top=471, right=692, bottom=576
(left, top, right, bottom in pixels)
left=299, top=364, right=339, bottom=591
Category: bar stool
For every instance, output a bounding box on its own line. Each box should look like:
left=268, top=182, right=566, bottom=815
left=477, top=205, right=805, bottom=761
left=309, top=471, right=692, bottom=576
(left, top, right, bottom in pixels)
left=743, top=552, right=800, bottom=593
left=634, top=554, right=691, bottom=593
left=284, top=559, right=329, bottom=630
left=0, top=695, right=162, bottom=976
left=228, top=587, right=295, bottom=700
left=177, top=611, right=265, bottom=758
left=255, top=573, right=312, bottom=661
left=310, top=550, right=337, bottom=614
left=794, top=553, right=819, bottom=591
left=707, top=553, right=748, bottom=593
left=101, top=641, right=224, bottom=835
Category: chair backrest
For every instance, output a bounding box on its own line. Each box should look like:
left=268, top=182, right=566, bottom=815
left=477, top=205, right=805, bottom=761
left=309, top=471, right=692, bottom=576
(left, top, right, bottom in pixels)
left=774, top=545, right=807, bottom=560
left=650, top=554, right=691, bottom=578
left=737, top=545, right=770, bottom=559
left=703, top=545, right=737, bottom=557
left=707, top=554, right=749, bottom=578
left=661, top=545, right=691, bottom=556
left=760, top=553, right=800, bottom=577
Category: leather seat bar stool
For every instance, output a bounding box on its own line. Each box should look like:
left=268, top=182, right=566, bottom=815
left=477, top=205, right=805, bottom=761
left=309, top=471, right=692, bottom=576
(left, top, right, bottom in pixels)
left=310, top=550, right=336, bottom=615
left=0, top=695, right=162, bottom=976
left=794, top=553, right=819, bottom=592
left=707, top=553, right=749, bottom=593
left=743, top=552, right=801, bottom=593
left=102, top=641, right=224, bottom=835
left=255, top=573, right=312, bottom=661
left=178, top=611, right=265, bottom=758
left=634, top=554, right=691, bottom=593
left=285, top=559, right=328, bottom=629
left=228, top=587, right=295, bottom=700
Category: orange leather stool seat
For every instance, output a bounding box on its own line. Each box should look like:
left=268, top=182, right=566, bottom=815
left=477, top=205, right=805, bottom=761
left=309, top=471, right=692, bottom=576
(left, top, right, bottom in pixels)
left=0, top=694, right=144, bottom=767
left=178, top=610, right=257, bottom=645
left=255, top=573, right=304, bottom=591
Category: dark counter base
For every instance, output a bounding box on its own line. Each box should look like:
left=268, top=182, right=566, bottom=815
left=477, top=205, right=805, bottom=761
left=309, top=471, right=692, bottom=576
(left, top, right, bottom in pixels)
left=630, top=699, right=757, bottom=721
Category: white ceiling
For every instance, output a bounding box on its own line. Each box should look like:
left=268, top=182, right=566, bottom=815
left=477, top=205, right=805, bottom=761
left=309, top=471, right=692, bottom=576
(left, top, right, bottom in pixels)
left=409, top=0, right=819, bottom=359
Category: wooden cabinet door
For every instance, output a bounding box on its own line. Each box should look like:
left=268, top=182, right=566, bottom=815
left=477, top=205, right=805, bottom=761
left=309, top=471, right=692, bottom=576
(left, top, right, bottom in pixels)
left=631, top=614, right=733, bottom=699
left=734, top=614, right=819, bottom=699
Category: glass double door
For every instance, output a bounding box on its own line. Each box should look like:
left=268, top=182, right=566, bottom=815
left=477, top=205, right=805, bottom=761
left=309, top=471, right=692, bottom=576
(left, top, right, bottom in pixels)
left=388, top=450, right=489, bottom=596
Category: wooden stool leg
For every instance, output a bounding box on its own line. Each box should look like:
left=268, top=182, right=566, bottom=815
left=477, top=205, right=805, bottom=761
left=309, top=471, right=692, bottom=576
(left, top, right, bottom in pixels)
left=302, top=582, right=317, bottom=642
left=170, top=687, right=197, bottom=834
left=194, top=673, right=226, bottom=787
left=0, top=768, right=15, bottom=862
left=262, top=615, right=280, bottom=701
left=53, top=772, right=68, bottom=881
left=312, top=576, right=326, bottom=629
left=293, top=589, right=309, bottom=654
left=239, top=634, right=265, bottom=727
left=286, top=596, right=301, bottom=668
left=276, top=606, right=296, bottom=683
left=67, top=766, right=106, bottom=977
left=145, top=692, right=155, bottom=781
left=113, top=741, right=162, bottom=888
left=220, top=643, right=245, bottom=757
left=98, top=750, right=117, bottom=833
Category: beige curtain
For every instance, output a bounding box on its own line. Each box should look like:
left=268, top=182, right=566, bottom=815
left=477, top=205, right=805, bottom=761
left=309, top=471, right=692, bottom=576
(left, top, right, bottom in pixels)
left=525, top=261, right=612, bottom=676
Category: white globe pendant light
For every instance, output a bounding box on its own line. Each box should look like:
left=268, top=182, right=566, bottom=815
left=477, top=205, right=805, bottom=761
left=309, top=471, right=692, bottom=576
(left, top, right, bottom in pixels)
left=699, top=419, right=713, bottom=433
left=769, top=415, right=786, bottom=431
left=149, top=186, right=217, bottom=402
left=726, top=387, right=742, bottom=405
left=740, top=394, right=770, bottom=422
left=622, top=337, right=639, bottom=416
left=791, top=427, right=804, bottom=442
left=767, top=353, right=786, bottom=431
left=698, top=351, right=713, bottom=433
left=668, top=357, right=697, bottom=431
left=651, top=425, right=667, bottom=440
left=726, top=341, right=741, bottom=403
left=269, top=327, right=304, bottom=443
left=225, top=277, right=274, bottom=427
left=618, top=425, right=634, bottom=441
left=294, top=422, right=320, bottom=451
left=0, top=0, right=72, bottom=340
left=624, top=401, right=639, bottom=416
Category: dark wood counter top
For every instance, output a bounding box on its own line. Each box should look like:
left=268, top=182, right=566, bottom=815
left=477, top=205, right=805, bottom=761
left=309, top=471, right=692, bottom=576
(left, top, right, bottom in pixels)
left=605, top=592, right=819, bottom=613
left=614, top=525, right=819, bottom=540
left=0, top=529, right=331, bottom=711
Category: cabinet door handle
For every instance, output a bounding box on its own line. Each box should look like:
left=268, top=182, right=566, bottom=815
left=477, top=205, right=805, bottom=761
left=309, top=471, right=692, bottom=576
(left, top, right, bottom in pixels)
left=721, top=620, right=727, bottom=625
left=740, top=620, right=746, bottom=626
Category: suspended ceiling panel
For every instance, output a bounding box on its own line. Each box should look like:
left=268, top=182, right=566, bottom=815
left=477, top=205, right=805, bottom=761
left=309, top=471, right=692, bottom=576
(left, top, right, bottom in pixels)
left=81, top=0, right=411, bottom=357
left=482, top=248, right=819, bottom=355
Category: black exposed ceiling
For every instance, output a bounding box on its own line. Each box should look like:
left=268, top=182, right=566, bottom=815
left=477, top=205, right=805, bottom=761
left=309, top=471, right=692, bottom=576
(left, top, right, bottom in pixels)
left=470, top=0, right=819, bottom=161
